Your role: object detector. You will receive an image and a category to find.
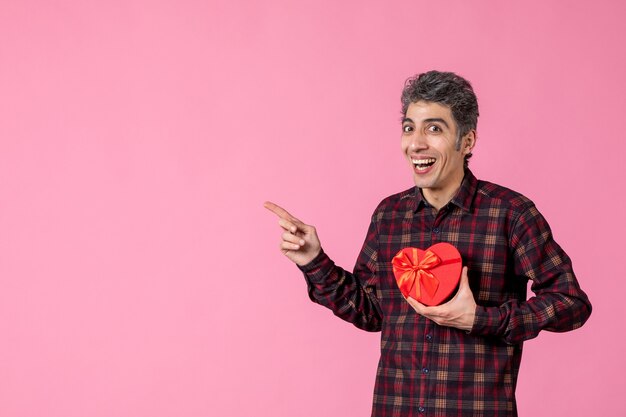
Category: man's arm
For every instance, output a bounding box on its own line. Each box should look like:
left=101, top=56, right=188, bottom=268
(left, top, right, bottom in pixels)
left=406, top=204, right=591, bottom=344
left=265, top=201, right=383, bottom=332
left=469, top=204, right=591, bottom=344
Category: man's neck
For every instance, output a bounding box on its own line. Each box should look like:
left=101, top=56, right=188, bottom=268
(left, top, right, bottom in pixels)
left=420, top=172, right=466, bottom=211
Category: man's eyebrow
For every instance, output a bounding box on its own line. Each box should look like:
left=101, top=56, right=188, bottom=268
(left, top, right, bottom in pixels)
left=423, top=118, right=450, bottom=128
left=401, top=117, right=450, bottom=128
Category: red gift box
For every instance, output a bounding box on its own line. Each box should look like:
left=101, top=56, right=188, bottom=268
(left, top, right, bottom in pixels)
left=392, top=242, right=462, bottom=306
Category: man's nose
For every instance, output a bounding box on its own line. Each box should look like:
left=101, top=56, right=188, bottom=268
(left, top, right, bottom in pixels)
left=409, top=133, right=428, bottom=150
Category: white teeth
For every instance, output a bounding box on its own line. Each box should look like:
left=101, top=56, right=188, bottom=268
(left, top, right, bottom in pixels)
left=411, top=158, right=436, bottom=164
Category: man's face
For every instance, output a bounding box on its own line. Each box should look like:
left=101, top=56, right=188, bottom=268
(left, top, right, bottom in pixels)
left=401, top=101, right=475, bottom=199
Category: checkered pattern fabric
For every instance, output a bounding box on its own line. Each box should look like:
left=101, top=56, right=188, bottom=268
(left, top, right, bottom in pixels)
left=299, top=170, right=591, bottom=417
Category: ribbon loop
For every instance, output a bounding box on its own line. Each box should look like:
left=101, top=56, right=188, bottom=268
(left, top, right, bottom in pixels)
left=392, top=248, right=441, bottom=299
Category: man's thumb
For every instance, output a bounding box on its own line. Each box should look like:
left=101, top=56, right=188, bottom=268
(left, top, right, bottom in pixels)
left=459, top=266, right=469, bottom=288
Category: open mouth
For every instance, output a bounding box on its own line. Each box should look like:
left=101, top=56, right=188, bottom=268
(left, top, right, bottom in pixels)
left=411, top=157, right=436, bottom=171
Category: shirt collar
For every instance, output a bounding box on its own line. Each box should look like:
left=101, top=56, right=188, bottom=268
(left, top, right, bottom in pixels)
left=413, top=169, right=477, bottom=213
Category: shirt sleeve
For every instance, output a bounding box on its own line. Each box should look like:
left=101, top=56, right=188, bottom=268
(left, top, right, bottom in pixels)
left=297, top=214, right=383, bottom=332
left=470, top=203, right=592, bottom=344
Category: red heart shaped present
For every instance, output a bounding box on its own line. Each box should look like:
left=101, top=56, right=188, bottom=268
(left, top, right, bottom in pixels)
left=392, top=242, right=462, bottom=306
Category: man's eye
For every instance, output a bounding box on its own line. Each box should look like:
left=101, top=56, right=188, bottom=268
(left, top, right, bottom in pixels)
left=427, top=125, right=442, bottom=133
left=402, top=125, right=413, bottom=133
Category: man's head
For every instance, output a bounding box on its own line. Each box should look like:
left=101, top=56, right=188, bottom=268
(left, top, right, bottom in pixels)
left=400, top=71, right=479, bottom=208
left=401, top=71, right=479, bottom=166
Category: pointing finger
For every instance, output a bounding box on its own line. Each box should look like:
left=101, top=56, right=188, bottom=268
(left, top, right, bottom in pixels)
left=264, top=201, right=299, bottom=221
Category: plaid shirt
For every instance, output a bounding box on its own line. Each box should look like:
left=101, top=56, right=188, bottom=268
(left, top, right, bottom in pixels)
left=299, top=170, right=591, bottom=417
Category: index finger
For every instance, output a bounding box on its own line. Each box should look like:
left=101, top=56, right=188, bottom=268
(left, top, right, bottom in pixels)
left=406, top=296, right=433, bottom=314
left=263, top=201, right=297, bottom=221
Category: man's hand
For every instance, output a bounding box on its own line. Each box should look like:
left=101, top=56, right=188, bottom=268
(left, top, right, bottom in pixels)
left=405, top=267, right=477, bottom=332
left=264, top=201, right=321, bottom=266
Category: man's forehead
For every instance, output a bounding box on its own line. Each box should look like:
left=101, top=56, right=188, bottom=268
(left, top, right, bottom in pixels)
left=405, top=100, right=453, bottom=120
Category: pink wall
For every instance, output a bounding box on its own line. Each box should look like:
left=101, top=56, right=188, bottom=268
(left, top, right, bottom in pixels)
left=1, top=1, right=624, bottom=416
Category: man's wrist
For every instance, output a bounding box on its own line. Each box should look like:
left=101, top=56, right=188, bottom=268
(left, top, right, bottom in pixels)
left=464, top=306, right=477, bottom=333
left=297, top=248, right=326, bottom=272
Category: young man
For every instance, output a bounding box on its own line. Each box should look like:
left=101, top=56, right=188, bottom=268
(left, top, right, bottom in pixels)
left=265, top=71, right=591, bottom=417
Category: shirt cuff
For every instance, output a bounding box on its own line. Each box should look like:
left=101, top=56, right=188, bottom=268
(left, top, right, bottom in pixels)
left=469, top=305, right=503, bottom=337
left=297, top=249, right=335, bottom=283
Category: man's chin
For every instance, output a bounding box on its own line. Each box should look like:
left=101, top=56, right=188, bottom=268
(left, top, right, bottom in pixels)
left=413, top=179, right=435, bottom=190
left=412, top=172, right=436, bottom=188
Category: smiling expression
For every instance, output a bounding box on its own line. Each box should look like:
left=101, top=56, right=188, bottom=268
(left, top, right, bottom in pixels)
left=401, top=100, right=476, bottom=208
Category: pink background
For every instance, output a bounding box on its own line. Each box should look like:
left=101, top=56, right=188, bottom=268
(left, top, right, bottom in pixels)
left=1, top=1, right=624, bottom=416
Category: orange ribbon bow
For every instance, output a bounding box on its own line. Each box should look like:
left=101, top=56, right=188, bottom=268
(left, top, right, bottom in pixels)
left=392, top=248, right=441, bottom=299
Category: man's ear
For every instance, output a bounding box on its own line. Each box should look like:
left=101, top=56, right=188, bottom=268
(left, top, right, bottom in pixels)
left=461, top=130, right=476, bottom=156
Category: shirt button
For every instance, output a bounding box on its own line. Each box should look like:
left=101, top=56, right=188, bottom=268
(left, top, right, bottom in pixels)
left=432, top=227, right=440, bottom=234
left=418, top=406, right=425, bottom=413
left=425, top=334, right=432, bottom=341
left=422, top=367, right=429, bottom=374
